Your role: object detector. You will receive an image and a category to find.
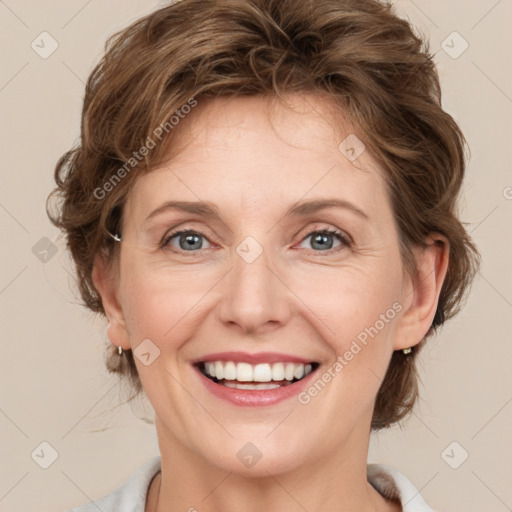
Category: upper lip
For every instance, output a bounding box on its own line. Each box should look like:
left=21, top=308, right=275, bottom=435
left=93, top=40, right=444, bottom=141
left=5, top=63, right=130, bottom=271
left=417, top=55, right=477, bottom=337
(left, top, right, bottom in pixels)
left=191, top=351, right=318, bottom=365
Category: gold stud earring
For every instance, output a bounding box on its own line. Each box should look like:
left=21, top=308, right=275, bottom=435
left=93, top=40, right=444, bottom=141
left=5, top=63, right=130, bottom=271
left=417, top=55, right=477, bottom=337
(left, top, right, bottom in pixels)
left=402, top=347, right=412, bottom=354
left=118, top=345, right=123, bottom=356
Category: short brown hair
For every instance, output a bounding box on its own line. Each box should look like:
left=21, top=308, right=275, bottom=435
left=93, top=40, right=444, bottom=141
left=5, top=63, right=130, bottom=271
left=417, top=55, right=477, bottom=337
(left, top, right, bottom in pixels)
left=48, top=0, right=480, bottom=430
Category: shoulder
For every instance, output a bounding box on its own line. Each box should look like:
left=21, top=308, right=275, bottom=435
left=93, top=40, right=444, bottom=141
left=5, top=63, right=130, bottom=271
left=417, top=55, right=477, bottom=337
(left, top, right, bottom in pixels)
left=62, top=456, right=161, bottom=512
left=367, top=463, right=435, bottom=512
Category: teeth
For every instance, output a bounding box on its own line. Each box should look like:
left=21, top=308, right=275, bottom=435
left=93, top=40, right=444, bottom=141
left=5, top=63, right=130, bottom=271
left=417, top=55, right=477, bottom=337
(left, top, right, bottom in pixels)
left=201, top=360, right=316, bottom=383
left=284, top=363, right=295, bottom=381
left=223, top=361, right=237, bottom=380
left=215, top=361, right=224, bottom=380
left=253, top=363, right=272, bottom=382
left=272, top=362, right=285, bottom=381
left=223, top=382, right=282, bottom=390
left=293, top=363, right=305, bottom=380
left=236, top=362, right=253, bottom=382
left=206, top=362, right=215, bottom=376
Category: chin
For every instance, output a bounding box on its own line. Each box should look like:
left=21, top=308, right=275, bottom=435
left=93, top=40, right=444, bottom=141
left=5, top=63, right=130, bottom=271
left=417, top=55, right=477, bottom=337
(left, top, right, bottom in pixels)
left=198, top=433, right=313, bottom=477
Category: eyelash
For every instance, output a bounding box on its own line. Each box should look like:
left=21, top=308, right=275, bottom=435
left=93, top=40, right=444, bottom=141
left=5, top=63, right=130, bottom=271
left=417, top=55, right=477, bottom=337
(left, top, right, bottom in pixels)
left=160, top=227, right=352, bottom=254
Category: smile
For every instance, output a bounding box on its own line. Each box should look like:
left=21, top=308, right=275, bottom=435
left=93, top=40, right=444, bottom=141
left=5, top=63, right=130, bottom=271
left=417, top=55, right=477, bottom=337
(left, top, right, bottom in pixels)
left=196, top=360, right=320, bottom=390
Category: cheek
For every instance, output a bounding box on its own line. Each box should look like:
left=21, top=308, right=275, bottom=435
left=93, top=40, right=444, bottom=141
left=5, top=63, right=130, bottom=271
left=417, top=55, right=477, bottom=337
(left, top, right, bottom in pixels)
left=292, top=261, right=402, bottom=342
left=291, top=267, right=403, bottom=425
left=119, top=258, right=217, bottom=344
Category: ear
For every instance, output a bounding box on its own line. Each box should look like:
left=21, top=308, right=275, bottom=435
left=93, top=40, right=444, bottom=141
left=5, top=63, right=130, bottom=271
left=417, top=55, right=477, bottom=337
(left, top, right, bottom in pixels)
left=92, top=253, right=131, bottom=350
left=394, top=234, right=450, bottom=351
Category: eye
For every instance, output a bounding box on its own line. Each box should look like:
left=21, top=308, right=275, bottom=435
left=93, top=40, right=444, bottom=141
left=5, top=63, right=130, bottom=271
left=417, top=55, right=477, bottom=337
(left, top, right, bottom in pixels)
left=161, top=229, right=212, bottom=251
left=159, top=227, right=350, bottom=254
left=298, top=228, right=351, bottom=252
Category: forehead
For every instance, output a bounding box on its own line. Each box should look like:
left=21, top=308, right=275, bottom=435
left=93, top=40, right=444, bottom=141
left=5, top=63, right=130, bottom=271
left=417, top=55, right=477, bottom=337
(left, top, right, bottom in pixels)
left=125, top=93, right=389, bottom=223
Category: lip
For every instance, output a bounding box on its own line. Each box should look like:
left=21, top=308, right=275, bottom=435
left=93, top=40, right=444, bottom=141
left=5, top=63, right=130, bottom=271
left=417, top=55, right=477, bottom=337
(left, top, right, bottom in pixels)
left=192, top=361, right=319, bottom=407
left=191, top=351, right=317, bottom=365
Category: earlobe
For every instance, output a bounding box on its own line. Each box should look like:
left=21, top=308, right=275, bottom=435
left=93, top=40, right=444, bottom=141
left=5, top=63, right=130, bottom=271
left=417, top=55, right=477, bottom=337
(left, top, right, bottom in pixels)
left=394, top=234, right=450, bottom=351
left=92, top=254, right=131, bottom=350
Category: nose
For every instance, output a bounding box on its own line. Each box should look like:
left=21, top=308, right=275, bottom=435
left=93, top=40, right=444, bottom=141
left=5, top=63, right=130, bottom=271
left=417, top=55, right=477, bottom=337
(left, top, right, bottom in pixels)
left=217, top=244, right=292, bottom=335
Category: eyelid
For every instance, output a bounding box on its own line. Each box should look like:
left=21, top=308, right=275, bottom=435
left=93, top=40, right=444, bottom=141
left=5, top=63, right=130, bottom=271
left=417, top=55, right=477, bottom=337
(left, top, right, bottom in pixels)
left=294, top=228, right=352, bottom=254
left=160, top=222, right=352, bottom=255
left=161, top=228, right=217, bottom=250
left=160, top=221, right=220, bottom=244
left=295, top=222, right=353, bottom=245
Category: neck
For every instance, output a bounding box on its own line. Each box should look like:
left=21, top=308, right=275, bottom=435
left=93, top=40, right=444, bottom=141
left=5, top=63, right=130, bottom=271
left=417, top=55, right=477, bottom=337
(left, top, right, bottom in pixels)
left=148, top=416, right=401, bottom=512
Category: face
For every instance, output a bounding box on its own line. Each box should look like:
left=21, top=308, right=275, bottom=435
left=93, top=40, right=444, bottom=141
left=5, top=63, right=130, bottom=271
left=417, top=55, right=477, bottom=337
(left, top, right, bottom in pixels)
left=100, top=94, right=428, bottom=476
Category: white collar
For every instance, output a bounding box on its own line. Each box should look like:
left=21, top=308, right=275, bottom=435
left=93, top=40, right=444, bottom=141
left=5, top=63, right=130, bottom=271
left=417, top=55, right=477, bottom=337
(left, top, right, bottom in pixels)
left=66, top=456, right=435, bottom=511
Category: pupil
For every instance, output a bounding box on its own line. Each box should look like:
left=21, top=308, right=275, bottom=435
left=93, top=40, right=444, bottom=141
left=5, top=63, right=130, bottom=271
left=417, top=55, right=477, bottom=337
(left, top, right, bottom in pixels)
left=312, top=233, right=333, bottom=250
left=180, top=234, right=202, bottom=250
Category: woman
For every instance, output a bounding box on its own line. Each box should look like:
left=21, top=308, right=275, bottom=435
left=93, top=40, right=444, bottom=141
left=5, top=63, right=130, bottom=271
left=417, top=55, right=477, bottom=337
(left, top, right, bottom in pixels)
left=49, top=0, right=480, bottom=510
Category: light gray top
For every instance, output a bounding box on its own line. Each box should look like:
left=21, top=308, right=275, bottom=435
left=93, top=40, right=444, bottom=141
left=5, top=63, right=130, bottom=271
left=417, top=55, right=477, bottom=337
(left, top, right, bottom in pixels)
left=64, top=456, right=435, bottom=512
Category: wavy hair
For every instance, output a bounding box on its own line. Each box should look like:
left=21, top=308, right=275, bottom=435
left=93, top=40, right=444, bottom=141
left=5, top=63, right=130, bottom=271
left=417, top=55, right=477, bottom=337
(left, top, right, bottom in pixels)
left=48, top=0, right=480, bottom=429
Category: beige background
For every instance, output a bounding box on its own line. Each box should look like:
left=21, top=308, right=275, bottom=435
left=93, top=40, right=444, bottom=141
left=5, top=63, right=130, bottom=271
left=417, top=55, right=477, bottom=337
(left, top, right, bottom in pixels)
left=1, top=1, right=511, bottom=511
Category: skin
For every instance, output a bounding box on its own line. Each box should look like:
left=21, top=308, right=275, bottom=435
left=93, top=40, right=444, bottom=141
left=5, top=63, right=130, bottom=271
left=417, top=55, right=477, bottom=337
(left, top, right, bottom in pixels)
left=93, top=93, right=449, bottom=512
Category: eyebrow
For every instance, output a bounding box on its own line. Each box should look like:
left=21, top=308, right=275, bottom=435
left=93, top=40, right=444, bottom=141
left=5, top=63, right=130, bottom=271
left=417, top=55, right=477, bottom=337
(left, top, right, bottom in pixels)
left=145, top=201, right=221, bottom=223
left=144, top=198, right=369, bottom=223
left=285, top=199, right=369, bottom=220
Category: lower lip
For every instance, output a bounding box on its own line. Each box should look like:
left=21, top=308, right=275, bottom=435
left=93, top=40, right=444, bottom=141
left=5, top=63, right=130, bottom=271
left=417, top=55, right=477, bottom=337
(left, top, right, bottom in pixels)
left=193, top=365, right=317, bottom=407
